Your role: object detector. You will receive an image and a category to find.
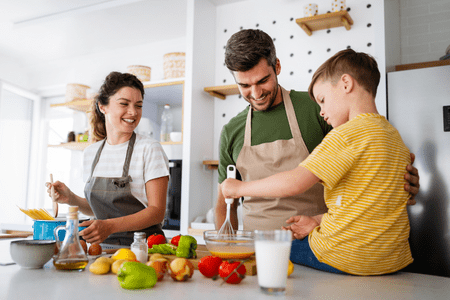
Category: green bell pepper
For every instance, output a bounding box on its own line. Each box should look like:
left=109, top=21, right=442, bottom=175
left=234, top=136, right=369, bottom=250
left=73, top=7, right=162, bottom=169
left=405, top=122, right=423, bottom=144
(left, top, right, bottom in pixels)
left=175, top=235, right=197, bottom=258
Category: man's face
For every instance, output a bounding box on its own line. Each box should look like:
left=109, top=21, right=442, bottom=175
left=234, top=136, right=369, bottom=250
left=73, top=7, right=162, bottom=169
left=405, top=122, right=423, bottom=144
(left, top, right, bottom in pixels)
left=232, top=58, right=282, bottom=111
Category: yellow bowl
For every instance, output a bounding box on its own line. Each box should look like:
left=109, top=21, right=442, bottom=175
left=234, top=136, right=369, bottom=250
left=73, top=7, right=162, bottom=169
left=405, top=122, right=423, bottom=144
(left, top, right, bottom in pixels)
left=203, top=230, right=255, bottom=259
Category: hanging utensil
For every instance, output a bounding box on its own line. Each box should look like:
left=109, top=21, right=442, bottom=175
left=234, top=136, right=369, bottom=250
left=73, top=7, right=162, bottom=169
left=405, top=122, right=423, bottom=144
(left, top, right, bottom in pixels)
left=50, top=174, right=58, bottom=218
left=218, top=165, right=236, bottom=238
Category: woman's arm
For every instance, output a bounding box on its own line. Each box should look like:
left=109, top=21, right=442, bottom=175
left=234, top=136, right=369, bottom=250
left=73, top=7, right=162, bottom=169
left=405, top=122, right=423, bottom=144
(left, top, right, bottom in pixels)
left=221, top=165, right=320, bottom=199
left=79, top=176, right=169, bottom=244
left=46, top=181, right=94, bottom=216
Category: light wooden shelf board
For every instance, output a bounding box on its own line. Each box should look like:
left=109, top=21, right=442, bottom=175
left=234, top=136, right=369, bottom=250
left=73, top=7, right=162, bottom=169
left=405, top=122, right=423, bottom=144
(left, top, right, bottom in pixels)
left=203, top=160, right=218, bottom=170
left=296, top=11, right=353, bottom=36
left=50, top=99, right=93, bottom=113
left=395, top=59, right=450, bottom=71
left=48, top=142, right=93, bottom=151
left=204, top=84, right=239, bottom=100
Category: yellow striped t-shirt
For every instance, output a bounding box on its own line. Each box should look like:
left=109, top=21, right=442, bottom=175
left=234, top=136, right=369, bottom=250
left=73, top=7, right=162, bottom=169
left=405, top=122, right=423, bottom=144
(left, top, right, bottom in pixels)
left=300, top=113, right=413, bottom=275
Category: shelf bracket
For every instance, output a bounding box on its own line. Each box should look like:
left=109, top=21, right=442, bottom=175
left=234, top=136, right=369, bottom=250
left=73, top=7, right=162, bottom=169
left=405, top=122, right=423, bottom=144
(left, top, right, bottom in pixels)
left=207, top=91, right=226, bottom=100
left=300, top=23, right=312, bottom=36
left=341, top=16, right=351, bottom=31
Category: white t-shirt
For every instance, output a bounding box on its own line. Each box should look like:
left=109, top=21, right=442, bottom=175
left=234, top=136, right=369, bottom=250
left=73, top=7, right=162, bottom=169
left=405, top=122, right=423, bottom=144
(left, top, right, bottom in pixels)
left=83, top=133, right=170, bottom=207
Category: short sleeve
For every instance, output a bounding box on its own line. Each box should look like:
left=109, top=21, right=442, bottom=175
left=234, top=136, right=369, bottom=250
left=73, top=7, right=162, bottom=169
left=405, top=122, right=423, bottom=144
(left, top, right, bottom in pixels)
left=300, top=130, right=354, bottom=190
left=143, top=142, right=170, bottom=182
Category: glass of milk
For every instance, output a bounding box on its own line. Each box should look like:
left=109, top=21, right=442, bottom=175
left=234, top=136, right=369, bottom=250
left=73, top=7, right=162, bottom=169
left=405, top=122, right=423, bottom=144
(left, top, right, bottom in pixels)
left=254, top=230, right=292, bottom=295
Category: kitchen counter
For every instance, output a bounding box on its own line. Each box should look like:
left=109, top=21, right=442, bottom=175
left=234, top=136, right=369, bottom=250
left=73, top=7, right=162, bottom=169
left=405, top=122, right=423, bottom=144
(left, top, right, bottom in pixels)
left=1, top=238, right=449, bottom=300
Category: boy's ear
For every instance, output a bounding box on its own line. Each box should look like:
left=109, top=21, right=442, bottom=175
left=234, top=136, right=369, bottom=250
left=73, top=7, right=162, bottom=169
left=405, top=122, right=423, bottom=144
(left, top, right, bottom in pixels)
left=340, top=74, right=354, bottom=94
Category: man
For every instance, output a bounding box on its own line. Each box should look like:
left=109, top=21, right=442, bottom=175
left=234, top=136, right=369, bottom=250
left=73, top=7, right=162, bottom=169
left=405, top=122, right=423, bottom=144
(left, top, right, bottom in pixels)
left=215, top=29, right=420, bottom=231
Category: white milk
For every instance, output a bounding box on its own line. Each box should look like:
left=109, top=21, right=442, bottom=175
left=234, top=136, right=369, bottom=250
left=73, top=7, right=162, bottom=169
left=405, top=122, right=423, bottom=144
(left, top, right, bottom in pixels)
left=255, top=240, right=291, bottom=288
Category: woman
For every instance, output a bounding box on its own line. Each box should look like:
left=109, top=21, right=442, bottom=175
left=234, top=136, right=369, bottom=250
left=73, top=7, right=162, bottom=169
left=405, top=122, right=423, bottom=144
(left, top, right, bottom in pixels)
left=46, top=72, right=169, bottom=245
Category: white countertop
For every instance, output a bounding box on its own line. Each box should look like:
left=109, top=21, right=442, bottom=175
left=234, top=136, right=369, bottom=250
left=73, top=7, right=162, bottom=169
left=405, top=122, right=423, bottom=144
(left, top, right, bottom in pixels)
left=1, top=238, right=449, bottom=300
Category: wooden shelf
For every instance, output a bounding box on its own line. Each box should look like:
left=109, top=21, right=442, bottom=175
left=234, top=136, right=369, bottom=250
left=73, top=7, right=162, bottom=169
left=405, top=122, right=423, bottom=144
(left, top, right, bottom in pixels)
left=161, top=141, right=183, bottom=145
left=202, top=160, right=218, bottom=170
left=50, top=98, right=93, bottom=113
left=296, top=11, right=353, bottom=36
left=48, top=142, right=93, bottom=151
left=395, top=59, right=450, bottom=71
left=204, top=84, right=239, bottom=100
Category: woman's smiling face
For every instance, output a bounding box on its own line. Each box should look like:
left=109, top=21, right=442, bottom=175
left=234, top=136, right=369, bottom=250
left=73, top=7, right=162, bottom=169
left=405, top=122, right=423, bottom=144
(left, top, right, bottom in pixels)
left=100, top=86, right=143, bottom=139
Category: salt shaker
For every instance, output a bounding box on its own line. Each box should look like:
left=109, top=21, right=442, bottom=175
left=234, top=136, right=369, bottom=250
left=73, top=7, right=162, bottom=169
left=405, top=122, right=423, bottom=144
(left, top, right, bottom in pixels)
left=131, top=232, right=148, bottom=263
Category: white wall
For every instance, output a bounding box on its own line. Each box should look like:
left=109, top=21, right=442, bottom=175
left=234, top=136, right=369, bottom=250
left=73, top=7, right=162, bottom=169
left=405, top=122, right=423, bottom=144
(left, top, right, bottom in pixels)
left=400, top=0, right=450, bottom=64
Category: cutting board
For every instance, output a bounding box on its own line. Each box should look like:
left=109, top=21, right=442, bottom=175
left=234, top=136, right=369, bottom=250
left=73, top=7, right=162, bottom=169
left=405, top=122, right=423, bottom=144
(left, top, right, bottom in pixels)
left=105, top=244, right=257, bottom=276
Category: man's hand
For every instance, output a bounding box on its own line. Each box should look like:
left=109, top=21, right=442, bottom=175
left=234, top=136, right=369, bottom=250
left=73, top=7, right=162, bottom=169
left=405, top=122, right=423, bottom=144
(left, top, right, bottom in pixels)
left=405, top=153, right=420, bottom=205
left=220, top=178, right=243, bottom=199
left=282, top=215, right=320, bottom=240
left=214, top=184, right=239, bottom=231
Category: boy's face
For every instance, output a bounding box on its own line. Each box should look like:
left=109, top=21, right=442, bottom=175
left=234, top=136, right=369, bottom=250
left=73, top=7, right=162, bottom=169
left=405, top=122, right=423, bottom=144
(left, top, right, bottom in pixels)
left=233, top=58, right=282, bottom=111
left=312, top=78, right=349, bottom=128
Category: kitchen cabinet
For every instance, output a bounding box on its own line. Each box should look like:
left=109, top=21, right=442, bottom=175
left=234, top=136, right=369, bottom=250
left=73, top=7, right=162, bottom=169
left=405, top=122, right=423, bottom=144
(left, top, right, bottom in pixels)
left=142, top=79, right=184, bottom=145
left=295, top=10, right=353, bottom=36
left=48, top=99, right=93, bottom=150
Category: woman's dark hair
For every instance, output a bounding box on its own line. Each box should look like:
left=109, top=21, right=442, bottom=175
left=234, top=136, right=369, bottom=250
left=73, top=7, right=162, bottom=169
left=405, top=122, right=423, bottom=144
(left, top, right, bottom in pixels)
left=90, top=71, right=144, bottom=142
left=225, top=29, right=277, bottom=73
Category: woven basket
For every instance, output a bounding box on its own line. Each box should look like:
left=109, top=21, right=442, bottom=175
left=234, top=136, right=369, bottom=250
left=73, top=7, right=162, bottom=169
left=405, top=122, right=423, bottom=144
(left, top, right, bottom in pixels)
left=163, top=52, right=185, bottom=79
left=127, top=65, right=151, bottom=82
left=65, top=83, right=90, bottom=102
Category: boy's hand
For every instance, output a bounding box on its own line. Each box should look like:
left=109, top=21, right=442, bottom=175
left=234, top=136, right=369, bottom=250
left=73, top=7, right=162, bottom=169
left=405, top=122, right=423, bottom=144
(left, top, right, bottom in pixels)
left=282, top=215, right=320, bottom=240
left=220, top=178, right=243, bottom=199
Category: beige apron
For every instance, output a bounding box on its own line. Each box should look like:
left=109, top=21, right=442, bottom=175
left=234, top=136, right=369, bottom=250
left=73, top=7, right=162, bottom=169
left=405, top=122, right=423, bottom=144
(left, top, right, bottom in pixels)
left=236, top=86, right=327, bottom=230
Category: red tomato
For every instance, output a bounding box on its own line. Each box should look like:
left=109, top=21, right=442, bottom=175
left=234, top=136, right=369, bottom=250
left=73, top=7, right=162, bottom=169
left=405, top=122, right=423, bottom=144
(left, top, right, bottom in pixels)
left=198, top=256, right=223, bottom=278
left=170, top=234, right=182, bottom=247
left=147, top=234, right=166, bottom=248
left=218, top=261, right=246, bottom=284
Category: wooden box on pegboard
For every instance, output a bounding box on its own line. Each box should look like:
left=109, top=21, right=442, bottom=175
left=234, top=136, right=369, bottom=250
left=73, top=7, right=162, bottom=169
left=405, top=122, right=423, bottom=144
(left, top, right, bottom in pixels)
left=163, top=52, right=185, bottom=79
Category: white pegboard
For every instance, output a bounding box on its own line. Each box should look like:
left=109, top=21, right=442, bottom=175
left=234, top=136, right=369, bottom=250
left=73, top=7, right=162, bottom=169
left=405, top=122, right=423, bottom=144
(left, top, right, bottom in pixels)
left=212, top=0, right=386, bottom=159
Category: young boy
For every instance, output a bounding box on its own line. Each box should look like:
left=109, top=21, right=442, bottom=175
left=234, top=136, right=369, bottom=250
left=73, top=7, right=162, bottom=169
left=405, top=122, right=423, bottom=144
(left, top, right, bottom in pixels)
left=221, top=49, right=413, bottom=275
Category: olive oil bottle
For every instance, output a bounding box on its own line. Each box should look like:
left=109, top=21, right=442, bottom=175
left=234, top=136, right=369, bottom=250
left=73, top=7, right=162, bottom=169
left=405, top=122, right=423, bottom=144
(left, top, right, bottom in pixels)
left=53, top=206, right=88, bottom=271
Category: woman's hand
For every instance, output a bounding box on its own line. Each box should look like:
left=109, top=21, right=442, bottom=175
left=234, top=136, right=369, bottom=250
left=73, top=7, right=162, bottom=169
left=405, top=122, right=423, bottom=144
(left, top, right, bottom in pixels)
left=45, top=181, right=71, bottom=204
left=79, top=219, right=113, bottom=244
left=282, top=215, right=320, bottom=240
left=405, top=153, right=420, bottom=205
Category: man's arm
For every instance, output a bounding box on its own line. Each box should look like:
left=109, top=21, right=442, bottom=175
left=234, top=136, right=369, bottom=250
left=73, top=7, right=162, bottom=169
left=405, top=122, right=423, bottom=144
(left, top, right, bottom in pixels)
left=405, top=153, right=420, bottom=205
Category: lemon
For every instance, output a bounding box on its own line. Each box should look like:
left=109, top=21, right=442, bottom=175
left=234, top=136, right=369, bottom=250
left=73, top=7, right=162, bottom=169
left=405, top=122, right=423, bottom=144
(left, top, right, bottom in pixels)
left=287, top=260, right=294, bottom=277
left=111, top=248, right=137, bottom=261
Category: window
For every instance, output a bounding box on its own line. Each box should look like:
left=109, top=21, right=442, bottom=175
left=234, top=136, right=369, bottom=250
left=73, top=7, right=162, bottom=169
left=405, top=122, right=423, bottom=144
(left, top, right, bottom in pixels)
left=0, top=82, right=41, bottom=225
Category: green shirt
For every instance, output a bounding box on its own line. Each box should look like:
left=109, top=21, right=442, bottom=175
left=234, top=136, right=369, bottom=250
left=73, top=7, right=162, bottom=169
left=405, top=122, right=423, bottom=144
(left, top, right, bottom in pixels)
left=218, top=90, right=332, bottom=183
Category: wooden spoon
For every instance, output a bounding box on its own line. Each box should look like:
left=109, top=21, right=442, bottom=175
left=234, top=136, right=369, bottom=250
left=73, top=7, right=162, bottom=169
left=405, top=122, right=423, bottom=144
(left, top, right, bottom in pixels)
left=50, top=174, right=58, bottom=218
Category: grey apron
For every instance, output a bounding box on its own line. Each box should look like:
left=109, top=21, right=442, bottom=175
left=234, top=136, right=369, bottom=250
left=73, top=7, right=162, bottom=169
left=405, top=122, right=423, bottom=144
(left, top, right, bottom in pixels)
left=84, top=132, right=163, bottom=245
left=236, top=86, right=327, bottom=230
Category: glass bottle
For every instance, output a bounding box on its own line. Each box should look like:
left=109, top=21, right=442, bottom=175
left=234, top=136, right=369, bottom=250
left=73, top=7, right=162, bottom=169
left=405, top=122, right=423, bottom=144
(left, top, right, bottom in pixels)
left=130, top=232, right=148, bottom=263
left=160, top=104, right=173, bottom=142
left=53, top=206, right=89, bottom=271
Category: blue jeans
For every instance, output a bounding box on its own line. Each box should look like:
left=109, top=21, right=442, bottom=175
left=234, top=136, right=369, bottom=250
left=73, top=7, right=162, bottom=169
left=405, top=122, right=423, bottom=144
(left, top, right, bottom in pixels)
left=290, top=238, right=346, bottom=274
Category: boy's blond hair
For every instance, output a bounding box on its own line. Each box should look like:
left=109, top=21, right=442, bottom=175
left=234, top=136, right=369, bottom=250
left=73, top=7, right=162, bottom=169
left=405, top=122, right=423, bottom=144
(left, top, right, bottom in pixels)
left=308, top=49, right=380, bottom=101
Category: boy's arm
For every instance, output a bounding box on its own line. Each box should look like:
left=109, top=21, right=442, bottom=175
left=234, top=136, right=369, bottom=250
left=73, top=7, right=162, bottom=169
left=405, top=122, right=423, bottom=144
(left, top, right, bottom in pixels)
left=221, top=165, right=320, bottom=199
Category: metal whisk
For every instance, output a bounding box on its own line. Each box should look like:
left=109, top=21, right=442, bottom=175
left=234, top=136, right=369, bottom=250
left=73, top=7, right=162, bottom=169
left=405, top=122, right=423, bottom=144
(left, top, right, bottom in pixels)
left=218, top=165, right=236, bottom=238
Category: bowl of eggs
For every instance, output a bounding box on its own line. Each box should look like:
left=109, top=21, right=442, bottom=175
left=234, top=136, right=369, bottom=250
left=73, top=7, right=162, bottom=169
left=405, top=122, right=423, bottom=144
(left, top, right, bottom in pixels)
left=203, top=230, right=255, bottom=259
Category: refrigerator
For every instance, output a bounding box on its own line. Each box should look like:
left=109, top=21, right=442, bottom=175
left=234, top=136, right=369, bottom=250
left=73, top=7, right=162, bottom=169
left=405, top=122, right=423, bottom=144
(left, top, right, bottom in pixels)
left=387, top=65, right=450, bottom=278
